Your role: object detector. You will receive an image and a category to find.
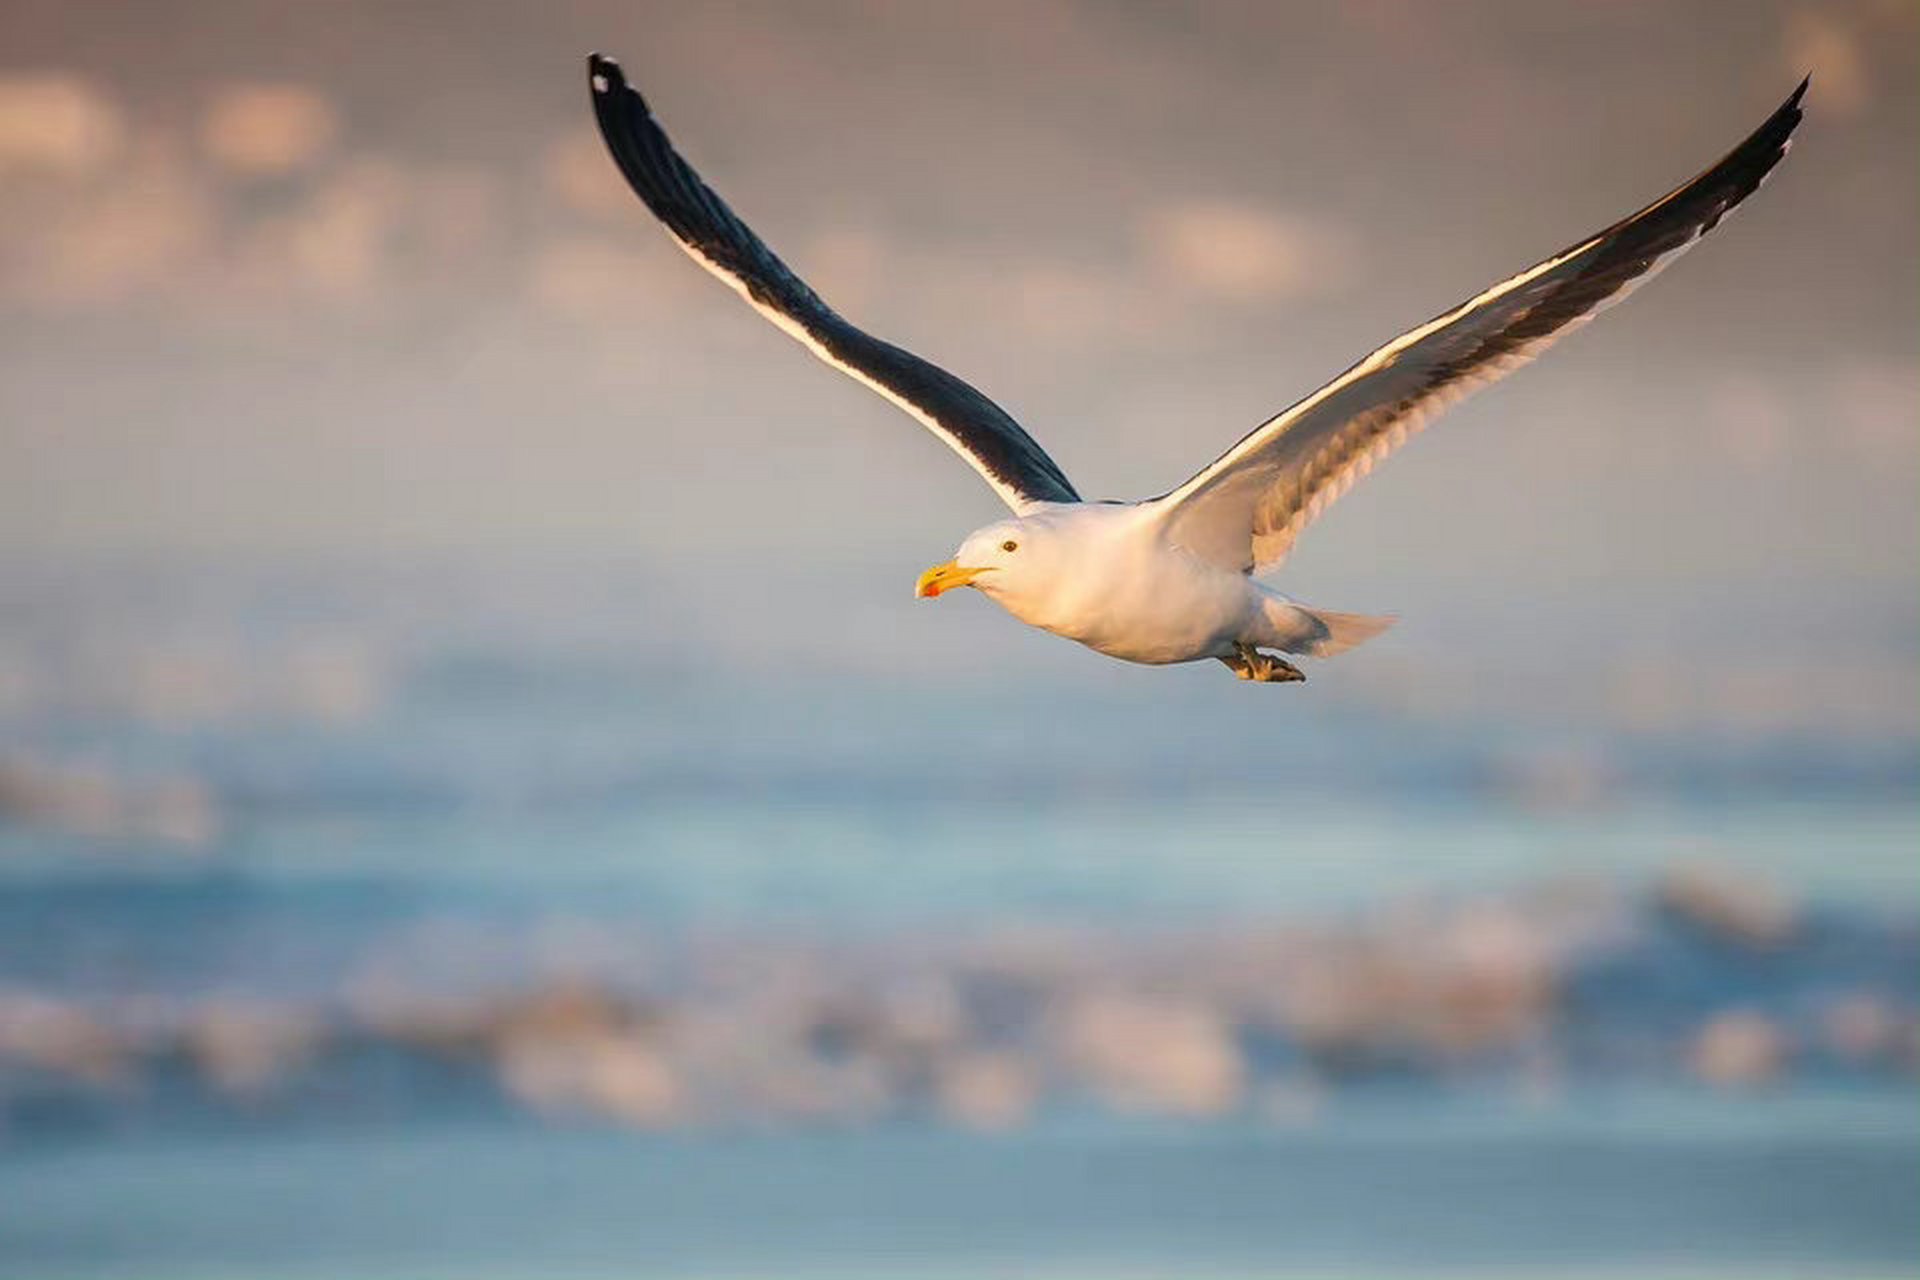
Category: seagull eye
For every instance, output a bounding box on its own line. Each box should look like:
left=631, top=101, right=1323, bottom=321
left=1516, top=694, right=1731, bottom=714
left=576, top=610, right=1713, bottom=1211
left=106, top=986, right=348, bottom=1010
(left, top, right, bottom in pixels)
left=1001, top=540, right=1019, bottom=553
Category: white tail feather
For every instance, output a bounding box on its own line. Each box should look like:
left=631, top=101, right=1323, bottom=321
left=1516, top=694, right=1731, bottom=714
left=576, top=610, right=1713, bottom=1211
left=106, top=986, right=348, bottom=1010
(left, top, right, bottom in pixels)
left=1257, top=597, right=1396, bottom=658
left=1304, top=607, right=1396, bottom=657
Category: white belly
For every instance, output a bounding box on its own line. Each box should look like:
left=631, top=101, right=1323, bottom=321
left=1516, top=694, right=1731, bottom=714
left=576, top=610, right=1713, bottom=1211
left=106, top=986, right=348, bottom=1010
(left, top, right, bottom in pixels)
left=982, top=505, right=1255, bottom=665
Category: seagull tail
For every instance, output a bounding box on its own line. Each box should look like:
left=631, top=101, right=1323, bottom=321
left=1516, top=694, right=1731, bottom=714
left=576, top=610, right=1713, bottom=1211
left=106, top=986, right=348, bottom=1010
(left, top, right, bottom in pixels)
left=1257, top=597, right=1396, bottom=658
left=1305, top=607, right=1396, bottom=657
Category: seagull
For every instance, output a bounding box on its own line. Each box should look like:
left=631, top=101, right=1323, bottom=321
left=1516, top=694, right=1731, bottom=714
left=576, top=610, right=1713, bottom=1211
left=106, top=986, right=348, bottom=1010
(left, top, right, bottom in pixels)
left=587, top=55, right=1805, bottom=684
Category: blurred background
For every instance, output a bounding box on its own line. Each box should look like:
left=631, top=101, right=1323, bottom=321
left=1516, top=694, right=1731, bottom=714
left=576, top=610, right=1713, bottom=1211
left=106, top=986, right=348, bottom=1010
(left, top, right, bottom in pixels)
left=0, top=2, right=1915, bottom=1277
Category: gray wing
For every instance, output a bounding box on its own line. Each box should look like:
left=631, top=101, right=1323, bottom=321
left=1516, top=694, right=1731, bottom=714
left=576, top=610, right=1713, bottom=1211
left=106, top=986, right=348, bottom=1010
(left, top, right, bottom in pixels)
left=1150, top=78, right=1807, bottom=573
left=588, top=54, right=1080, bottom=513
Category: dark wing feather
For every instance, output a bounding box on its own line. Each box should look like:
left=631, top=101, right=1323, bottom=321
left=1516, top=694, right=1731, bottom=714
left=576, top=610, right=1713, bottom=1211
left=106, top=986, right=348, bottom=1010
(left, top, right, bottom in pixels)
left=1152, top=78, right=1807, bottom=572
left=588, top=54, right=1080, bottom=512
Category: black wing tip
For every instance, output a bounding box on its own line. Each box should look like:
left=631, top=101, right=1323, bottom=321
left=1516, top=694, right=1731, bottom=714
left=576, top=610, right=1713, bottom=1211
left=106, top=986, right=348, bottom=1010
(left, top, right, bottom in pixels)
left=588, top=52, right=647, bottom=114
left=588, top=51, right=671, bottom=163
left=1763, top=74, right=1810, bottom=149
left=1698, top=75, right=1808, bottom=207
left=587, top=52, right=622, bottom=90
left=1766, top=73, right=1797, bottom=132
left=1745, top=74, right=1808, bottom=145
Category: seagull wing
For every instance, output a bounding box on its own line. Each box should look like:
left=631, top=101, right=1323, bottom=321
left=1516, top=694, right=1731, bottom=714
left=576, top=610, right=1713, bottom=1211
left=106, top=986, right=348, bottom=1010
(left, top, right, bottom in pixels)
left=588, top=54, right=1080, bottom=513
left=1148, top=78, right=1807, bottom=573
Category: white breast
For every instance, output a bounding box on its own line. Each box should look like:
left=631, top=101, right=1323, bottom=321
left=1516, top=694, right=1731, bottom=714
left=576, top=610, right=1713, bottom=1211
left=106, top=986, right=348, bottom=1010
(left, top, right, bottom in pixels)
left=988, top=504, right=1255, bottom=665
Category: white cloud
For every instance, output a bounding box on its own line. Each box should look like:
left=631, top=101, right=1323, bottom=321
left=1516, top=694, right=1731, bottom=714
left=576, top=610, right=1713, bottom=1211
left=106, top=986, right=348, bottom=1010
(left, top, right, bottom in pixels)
left=0, top=73, right=122, bottom=176
left=200, top=82, right=338, bottom=177
left=526, top=235, right=680, bottom=321
left=1782, top=9, right=1868, bottom=118
left=1140, top=199, right=1353, bottom=303
left=12, top=139, right=215, bottom=307
left=542, top=128, right=632, bottom=220
left=1010, top=261, right=1142, bottom=347
left=230, top=160, right=400, bottom=303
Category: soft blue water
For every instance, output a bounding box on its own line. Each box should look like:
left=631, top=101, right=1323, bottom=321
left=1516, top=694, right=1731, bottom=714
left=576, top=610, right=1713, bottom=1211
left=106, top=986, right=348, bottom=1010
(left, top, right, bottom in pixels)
left=2, top=793, right=1914, bottom=1279
left=1, top=565, right=1915, bottom=1277
left=3, top=1092, right=1916, bottom=1280
left=5, top=793, right=1916, bottom=929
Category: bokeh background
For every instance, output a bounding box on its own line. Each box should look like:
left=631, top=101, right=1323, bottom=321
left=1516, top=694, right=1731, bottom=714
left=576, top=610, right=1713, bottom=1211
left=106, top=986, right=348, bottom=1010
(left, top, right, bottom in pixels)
left=1, top=2, right=1916, bottom=1278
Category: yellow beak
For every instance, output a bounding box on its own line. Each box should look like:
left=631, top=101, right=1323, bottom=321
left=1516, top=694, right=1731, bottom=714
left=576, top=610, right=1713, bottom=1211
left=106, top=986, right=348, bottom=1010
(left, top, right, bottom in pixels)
left=915, top=560, right=989, bottom=599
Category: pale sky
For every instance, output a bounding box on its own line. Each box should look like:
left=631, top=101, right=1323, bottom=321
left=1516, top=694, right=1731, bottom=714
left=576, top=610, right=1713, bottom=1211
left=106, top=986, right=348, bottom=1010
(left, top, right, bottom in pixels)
left=0, top=1, right=1914, bottom=709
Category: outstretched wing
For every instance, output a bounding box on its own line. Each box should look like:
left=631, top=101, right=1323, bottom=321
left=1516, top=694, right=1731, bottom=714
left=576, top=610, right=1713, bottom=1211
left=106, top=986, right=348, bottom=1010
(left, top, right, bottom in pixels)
left=1150, top=78, right=1807, bottom=573
left=587, top=54, right=1080, bottom=512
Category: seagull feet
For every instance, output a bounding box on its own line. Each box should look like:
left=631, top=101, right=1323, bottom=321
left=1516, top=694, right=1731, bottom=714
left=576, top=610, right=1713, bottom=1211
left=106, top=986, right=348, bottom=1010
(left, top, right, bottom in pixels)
left=1221, top=646, right=1306, bottom=684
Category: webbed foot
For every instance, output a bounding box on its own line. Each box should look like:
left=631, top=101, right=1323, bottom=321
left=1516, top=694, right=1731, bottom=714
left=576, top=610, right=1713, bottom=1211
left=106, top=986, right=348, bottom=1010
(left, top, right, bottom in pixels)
left=1220, top=645, right=1306, bottom=684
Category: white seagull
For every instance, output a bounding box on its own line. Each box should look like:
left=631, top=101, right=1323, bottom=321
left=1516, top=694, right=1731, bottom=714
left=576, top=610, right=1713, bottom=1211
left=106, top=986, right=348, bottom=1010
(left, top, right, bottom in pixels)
left=588, top=55, right=1805, bottom=684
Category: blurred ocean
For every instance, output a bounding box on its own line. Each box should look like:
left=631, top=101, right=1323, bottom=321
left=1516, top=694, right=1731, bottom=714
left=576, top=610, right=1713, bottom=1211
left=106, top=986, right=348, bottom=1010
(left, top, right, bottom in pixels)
left=0, top=559, right=1915, bottom=1278
left=4, top=1095, right=1917, bottom=1280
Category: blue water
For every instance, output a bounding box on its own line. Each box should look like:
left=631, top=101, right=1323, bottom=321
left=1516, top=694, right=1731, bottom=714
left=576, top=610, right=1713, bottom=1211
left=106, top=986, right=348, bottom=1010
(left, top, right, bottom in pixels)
left=2, top=802, right=1914, bottom=1278
left=3, top=1093, right=1916, bottom=1280
left=1, top=563, right=1916, bottom=1278
left=5, top=792, right=1916, bottom=929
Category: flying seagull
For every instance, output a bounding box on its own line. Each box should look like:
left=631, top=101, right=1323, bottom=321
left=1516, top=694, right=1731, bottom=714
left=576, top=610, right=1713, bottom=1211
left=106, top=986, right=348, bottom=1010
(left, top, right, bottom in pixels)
left=587, top=54, right=1805, bottom=683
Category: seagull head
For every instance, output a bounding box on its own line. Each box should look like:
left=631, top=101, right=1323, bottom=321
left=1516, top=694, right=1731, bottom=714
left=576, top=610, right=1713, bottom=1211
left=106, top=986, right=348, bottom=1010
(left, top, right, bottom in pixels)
left=915, top=520, right=1053, bottom=605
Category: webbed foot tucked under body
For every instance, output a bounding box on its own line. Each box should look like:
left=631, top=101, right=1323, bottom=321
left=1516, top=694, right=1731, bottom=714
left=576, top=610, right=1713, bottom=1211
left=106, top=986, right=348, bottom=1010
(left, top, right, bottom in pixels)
left=1222, top=646, right=1307, bottom=685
